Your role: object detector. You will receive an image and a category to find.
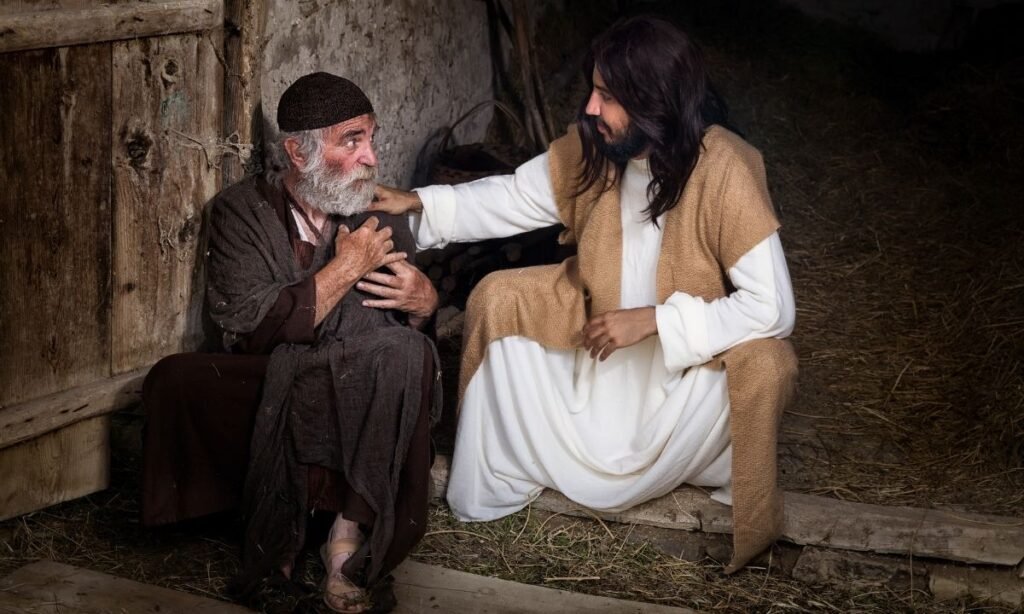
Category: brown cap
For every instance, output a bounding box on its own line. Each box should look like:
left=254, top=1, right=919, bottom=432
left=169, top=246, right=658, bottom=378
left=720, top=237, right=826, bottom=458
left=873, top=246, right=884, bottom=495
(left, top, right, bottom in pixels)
left=277, top=72, right=374, bottom=132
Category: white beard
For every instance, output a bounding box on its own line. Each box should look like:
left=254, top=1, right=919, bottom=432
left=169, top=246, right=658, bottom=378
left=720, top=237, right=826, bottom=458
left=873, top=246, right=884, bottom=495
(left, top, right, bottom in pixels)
left=293, top=163, right=377, bottom=217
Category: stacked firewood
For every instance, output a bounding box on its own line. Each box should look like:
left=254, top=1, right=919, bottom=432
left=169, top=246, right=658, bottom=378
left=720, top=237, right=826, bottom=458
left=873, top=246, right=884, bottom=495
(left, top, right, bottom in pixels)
left=416, top=225, right=574, bottom=311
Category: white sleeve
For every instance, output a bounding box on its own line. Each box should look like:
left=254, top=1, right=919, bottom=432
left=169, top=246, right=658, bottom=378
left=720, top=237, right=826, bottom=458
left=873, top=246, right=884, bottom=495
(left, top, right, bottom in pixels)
left=407, top=152, right=561, bottom=250
left=654, top=232, right=796, bottom=372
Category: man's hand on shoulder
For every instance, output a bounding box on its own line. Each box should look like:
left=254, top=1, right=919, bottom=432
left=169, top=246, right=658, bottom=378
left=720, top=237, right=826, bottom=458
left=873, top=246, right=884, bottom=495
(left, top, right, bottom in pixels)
left=371, top=185, right=423, bottom=215
left=582, top=307, right=658, bottom=361
left=357, top=259, right=439, bottom=325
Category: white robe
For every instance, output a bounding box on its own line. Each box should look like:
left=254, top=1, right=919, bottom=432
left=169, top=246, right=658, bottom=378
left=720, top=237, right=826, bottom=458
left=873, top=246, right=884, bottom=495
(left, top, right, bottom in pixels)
left=410, top=153, right=796, bottom=521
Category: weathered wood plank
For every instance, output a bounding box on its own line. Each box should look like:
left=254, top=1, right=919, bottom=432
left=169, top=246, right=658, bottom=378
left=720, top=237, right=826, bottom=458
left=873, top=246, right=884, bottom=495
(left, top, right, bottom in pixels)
left=783, top=491, right=1024, bottom=566
left=0, top=367, right=148, bottom=449
left=930, top=562, right=1024, bottom=608
left=393, top=560, right=694, bottom=613
left=222, top=0, right=266, bottom=185
left=430, top=456, right=1024, bottom=567
left=0, top=588, right=91, bottom=614
left=111, top=31, right=222, bottom=374
left=0, top=44, right=111, bottom=407
left=0, top=417, right=109, bottom=521
left=0, top=560, right=253, bottom=613
left=0, top=0, right=223, bottom=54
left=430, top=455, right=732, bottom=534
left=791, top=546, right=925, bottom=592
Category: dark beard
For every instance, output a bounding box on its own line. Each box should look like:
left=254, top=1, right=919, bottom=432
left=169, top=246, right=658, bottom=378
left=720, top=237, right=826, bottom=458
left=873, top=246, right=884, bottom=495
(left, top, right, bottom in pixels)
left=594, top=120, right=649, bottom=164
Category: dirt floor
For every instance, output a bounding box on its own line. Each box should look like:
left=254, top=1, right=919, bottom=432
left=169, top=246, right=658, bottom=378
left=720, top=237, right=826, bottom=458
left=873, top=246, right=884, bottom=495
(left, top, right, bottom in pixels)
left=2, top=1, right=1022, bottom=612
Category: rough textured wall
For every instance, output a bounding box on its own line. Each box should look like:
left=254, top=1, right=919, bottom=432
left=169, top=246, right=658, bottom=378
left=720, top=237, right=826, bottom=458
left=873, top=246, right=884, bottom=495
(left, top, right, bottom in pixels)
left=262, top=0, right=492, bottom=188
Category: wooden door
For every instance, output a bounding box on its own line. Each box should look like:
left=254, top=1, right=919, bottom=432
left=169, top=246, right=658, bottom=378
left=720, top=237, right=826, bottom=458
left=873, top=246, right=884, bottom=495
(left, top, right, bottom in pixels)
left=0, top=0, right=224, bottom=520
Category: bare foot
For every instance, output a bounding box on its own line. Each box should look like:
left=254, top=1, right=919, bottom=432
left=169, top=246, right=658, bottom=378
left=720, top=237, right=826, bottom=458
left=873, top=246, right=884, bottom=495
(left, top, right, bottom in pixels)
left=321, top=515, right=365, bottom=613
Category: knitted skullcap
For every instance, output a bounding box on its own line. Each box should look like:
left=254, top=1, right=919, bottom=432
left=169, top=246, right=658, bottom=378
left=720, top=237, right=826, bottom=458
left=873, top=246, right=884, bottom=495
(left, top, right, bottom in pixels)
left=277, top=72, right=374, bottom=132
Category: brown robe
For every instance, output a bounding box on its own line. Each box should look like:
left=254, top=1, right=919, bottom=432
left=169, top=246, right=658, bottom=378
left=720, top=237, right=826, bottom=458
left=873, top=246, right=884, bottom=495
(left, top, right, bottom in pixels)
left=141, top=176, right=439, bottom=592
left=460, top=125, right=798, bottom=572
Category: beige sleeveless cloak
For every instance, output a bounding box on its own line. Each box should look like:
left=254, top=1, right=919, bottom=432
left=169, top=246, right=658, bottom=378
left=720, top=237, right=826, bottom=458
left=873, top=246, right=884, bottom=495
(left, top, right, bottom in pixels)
left=459, top=125, right=798, bottom=572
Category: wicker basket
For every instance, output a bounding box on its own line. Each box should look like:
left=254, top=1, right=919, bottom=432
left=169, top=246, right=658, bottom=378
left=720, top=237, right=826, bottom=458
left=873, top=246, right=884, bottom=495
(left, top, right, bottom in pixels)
left=429, top=100, right=533, bottom=186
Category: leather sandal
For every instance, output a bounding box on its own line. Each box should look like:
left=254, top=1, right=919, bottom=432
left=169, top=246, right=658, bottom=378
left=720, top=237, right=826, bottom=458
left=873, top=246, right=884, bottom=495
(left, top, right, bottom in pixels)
left=320, top=538, right=366, bottom=613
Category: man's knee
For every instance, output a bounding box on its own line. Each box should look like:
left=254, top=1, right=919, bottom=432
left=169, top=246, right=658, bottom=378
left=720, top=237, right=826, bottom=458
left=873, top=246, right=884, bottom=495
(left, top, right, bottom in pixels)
left=465, top=270, right=519, bottom=320
left=729, top=338, right=798, bottom=390
left=144, top=353, right=199, bottom=400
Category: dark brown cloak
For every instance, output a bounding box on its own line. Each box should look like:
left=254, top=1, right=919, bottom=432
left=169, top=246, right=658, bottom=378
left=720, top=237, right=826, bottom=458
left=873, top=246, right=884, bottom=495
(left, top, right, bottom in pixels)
left=145, top=175, right=440, bottom=593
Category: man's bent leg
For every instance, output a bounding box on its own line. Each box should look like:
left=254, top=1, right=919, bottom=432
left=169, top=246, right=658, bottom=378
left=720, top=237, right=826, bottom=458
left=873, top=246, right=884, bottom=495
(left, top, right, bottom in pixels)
left=141, top=352, right=268, bottom=526
left=715, top=337, right=798, bottom=573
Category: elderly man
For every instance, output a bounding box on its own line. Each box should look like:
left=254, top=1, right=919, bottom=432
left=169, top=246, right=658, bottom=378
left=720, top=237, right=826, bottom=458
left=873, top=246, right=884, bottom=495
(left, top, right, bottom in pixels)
left=141, top=72, right=439, bottom=612
left=373, top=16, right=798, bottom=572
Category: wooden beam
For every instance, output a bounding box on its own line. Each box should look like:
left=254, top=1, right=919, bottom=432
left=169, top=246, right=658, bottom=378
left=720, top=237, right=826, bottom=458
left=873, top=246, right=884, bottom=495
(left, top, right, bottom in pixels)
left=930, top=562, right=1024, bottom=608
left=393, top=560, right=696, bottom=614
left=783, top=491, right=1024, bottom=566
left=0, top=561, right=252, bottom=612
left=0, top=416, right=109, bottom=522
left=222, top=0, right=266, bottom=186
left=430, top=455, right=1024, bottom=568
left=110, top=31, right=222, bottom=373
left=0, top=0, right=223, bottom=54
left=0, top=368, right=148, bottom=450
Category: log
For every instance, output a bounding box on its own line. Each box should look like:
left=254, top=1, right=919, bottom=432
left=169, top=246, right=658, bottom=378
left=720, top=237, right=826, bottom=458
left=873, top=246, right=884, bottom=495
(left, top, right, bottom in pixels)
left=791, top=546, right=925, bottom=592
left=0, top=368, right=149, bottom=450
left=930, top=562, right=1024, bottom=608
left=783, top=491, right=1024, bottom=566
left=429, top=455, right=1024, bottom=567
left=0, top=0, right=223, bottom=54
left=501, top=241, right=523, bottom=263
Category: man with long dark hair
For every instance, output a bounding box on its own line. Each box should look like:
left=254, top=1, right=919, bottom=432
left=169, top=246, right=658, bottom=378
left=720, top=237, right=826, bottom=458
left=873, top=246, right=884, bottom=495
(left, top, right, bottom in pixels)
left=374, top=16, right=797, bottom=572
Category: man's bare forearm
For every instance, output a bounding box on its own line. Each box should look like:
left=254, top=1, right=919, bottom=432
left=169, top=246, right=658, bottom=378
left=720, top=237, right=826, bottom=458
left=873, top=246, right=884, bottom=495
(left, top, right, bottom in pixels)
left=313, top=260, right=362, bottom=326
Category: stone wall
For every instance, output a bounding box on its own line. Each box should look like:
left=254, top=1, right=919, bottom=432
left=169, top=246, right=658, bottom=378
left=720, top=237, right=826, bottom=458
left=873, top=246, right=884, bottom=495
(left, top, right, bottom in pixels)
left=261, top=0, right=493, bottom=187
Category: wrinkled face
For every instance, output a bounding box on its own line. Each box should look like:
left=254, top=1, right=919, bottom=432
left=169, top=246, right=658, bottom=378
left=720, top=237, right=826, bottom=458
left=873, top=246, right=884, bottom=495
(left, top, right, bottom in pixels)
left=317, top=113, right=379, bottom=180
left=584, top=68, right=648, bottom=162
left=287, top=113, right=380, bottom=216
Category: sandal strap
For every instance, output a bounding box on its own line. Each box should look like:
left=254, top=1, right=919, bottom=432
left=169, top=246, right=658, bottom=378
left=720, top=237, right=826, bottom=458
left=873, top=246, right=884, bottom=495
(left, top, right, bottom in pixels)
left=321, top=537, right=362, bottom=560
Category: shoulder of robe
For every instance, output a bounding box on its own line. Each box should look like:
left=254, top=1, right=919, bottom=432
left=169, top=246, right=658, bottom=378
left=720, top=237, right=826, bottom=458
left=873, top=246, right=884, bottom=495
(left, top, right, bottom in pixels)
left=209, top=176, right=275, bottom=225
left=369, top=211, right=409, bottom=231
left=547, top=125, right=584, bottom=208
left=698, top=125, right=765, bottom=177
left=547, top=125, right=604, bottom=241
left=698, top=125, right=779, bottom=270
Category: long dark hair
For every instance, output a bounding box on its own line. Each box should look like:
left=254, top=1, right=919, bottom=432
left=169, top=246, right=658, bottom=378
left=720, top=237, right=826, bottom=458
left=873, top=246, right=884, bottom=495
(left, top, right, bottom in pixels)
left=574, top=16, right=730, bottom=224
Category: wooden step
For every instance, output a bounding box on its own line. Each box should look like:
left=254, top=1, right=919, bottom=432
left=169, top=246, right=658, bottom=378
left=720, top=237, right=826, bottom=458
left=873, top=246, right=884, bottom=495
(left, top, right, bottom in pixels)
left=431, top=455, right=1024, bottom=567
left=0, top=560, right=252, bottom=613
left=0, top=560, right=693, bottom=614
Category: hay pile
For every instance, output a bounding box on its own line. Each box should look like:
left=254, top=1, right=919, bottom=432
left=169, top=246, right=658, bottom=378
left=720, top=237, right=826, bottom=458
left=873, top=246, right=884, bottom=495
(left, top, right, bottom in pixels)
left=2, top=472, right=1002, bottom=613
left=691, top=2, right=1024, bottom=514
